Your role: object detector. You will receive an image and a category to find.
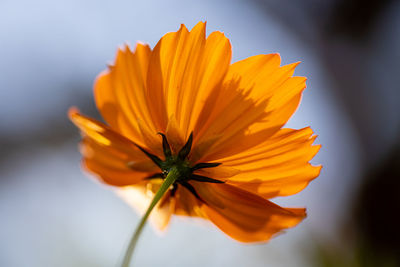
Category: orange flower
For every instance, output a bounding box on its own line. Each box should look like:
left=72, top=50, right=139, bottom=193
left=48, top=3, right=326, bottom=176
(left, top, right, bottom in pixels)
left=69, top=22, right=321, bottom=243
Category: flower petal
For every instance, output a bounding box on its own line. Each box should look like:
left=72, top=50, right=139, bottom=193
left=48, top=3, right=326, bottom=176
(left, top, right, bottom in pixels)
left=94, top=43, right=159, bottom=147
left=173, top=186, right=204, bottom=218
left=193, top=165, right=240, bottom=179
left=192, top=182, right=306, bottom=242
left=227, top=54, right=306, bottom=129
left=82, top=159, right=152, bottom=187
left=222, top=127, right=321, bottom=197
left=197, top=55, right=307, bottom=161
left=165, top=114, right=185, bottom=154
left=147, top=22, right=232, bottom=139
left=192, top=79, right=269, bottom=162
left=69, top=108, right=158, bottom=186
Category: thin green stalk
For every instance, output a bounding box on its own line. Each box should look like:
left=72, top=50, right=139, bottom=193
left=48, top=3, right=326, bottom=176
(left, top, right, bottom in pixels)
left=121, top=167, right=179, bottom=267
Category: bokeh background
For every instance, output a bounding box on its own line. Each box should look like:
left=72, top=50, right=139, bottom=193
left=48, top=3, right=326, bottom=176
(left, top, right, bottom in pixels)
left=1, top=0, right=399, bottom=266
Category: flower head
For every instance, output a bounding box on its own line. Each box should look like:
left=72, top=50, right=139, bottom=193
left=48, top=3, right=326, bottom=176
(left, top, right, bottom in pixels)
left=69, top=22, right=321, bottom=243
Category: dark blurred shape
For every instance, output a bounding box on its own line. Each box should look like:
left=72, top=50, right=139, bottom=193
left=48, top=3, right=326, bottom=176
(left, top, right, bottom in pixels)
left=326, top=0, right=395, bottom=40
left=251, top=1, right=400, bottom=266
left=353, top=138, right=400, bottom=266
left=252, top=0, right=395, bottom=40
left=310, top=139, right=400, bottom=267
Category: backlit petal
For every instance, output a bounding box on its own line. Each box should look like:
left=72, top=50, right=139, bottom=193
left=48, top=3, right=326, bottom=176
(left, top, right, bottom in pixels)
left=193, top=182, right=306, bottom=242
left=196, top=54, right=306, bottom=160
left=192, top=79, right=269, bottom=162
left=94, top=43, right=158, bottom=148
left=68, top=108, right=158, bottom=186
left=222, top=127, right=321, bottom=197
left=227, top=55, right=305, bottom=129
left=173, top=186, right=204, bottom=218
left=147, top=22, right=232, bottom=139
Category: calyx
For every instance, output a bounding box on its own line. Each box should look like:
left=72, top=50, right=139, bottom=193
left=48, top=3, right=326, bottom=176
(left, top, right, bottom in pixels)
left=132, top=132, right=224, bottom=199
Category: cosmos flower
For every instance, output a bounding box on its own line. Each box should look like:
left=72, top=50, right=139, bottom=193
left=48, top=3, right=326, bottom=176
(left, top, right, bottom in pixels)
left=69, top=21, right=321, bottom=246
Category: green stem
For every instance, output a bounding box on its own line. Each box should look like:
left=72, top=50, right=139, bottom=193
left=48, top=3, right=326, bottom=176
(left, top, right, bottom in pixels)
left=121, top=167, right=179, bottom=267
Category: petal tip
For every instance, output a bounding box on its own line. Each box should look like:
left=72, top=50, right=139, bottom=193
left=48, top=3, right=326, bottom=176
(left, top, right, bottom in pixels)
left=272, top=52, right=281, bottom=59
left=68, top=106, right=79, bottom=120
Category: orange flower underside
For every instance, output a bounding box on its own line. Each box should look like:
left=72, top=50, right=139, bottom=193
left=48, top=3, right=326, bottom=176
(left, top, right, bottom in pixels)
left=69, top=22, right=321, bottom=243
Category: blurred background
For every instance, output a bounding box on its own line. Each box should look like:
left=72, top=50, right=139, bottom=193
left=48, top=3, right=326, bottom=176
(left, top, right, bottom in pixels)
left=1, top=0, right=399, bottom=266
